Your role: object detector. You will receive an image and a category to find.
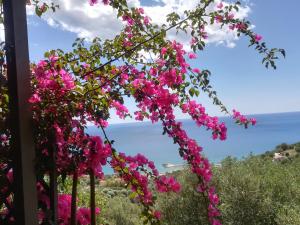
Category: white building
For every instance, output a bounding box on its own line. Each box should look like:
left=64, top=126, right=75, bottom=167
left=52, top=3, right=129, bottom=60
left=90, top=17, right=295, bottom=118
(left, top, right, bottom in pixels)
left=272, top=152, right=287, bottom=161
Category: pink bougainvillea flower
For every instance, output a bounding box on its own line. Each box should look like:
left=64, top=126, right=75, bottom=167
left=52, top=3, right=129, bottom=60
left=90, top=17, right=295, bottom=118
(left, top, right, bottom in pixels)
left=190, top=37, right=197, bottom=45
left=227, top=13, right=234, bottom=20
left=154, top=210, right=162, bottom=220
left=161, top=47, right=167, bottom=56
left=89, top=0, right=98, bottom=5
left=192, top=68, right=201, bottom=73
left=254, top=34, right=263, bottom=42
left=250, top=118, right=257, bottom=125
left=215, top=15, right=223, bottom=23
left=29, top=93, right=41, bottom=103
left=188, top=52, right=197, bottom=59
left=144, top=16, right=150, bottom=25
left=217, top=2, right=223, bottom=9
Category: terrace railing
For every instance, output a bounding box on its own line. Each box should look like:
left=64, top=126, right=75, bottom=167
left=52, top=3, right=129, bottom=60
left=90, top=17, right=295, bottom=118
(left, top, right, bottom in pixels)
left=3, top=0, right=38, bottom=224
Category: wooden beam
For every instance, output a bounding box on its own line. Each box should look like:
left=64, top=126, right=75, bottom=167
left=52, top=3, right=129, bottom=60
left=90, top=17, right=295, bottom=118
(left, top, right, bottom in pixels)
left=3, top=0, right=38, bottom=224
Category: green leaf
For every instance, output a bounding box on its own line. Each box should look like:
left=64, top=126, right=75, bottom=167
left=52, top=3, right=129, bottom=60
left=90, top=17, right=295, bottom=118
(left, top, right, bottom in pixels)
left=35, top=6, right=42, bottom=17
left=129, top=191, right=138, bottom=199
left=189, top=88, right=195, bottom=97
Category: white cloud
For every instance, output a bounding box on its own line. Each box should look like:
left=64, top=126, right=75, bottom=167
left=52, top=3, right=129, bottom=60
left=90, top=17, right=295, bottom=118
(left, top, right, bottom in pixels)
left=26, top=0, right=251, bottom=48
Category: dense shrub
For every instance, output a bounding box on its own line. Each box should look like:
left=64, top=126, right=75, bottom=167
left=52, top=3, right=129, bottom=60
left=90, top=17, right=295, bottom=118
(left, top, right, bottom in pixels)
left=157, top=170, right=208, bottom=225
left=214, top=156, right=300, bottom=225
left=95, top=155, right=300, bottom=225
left=295, top=146, right=300, bottom=153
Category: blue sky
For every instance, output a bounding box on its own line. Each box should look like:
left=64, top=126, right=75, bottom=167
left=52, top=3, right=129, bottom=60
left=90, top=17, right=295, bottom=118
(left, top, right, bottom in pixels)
left=26, top=0, right=300, bottom=123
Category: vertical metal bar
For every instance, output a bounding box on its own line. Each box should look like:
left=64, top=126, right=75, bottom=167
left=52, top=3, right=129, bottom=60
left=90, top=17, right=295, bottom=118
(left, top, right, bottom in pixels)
left=2, top=0, right=38, bottom=224
left=90, top=170, right=96, bottom=225
left=49, top=135, right=58, bottom=224
left=71, top=170, right=78, bottom=225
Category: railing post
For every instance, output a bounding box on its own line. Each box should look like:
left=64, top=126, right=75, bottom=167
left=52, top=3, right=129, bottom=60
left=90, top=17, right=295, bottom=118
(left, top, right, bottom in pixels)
left=71, top=170, right=78, bottom=225
left=3, top=0, right=38, bottom=224
left=49, top=133, right=58, bottom=224
left=90, top=170, right=96, bottom=225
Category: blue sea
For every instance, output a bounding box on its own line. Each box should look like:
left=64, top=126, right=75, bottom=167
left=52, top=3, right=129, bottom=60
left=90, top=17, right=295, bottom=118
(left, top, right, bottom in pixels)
left=87, top=111, right=300, bottom=172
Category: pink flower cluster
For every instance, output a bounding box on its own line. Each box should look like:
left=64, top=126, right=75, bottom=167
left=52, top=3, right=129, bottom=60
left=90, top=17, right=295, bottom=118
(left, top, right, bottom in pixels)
left=89, top=0, right=109, bottom=6
left=111, top=152, right=155, bottom=204
left=119, top=40, right=224, bottom=224
left=33, top=59, right=75, bottom=92
left=166, top=121, right=222, bottom=224
left=129, top=76, right=222, bottom=224
left=181, top=100, right=227, bottom=140
left=217, top=2, right=224, bottom=9
left=254, top=34, right=263, bottom=42
left=119, top=6, right=152, bottom=47
left=111, top=100, right=129, bottom=119
left=83, top=136, right=112, bottom=178
left=0, top=134, right=9, bottom=147
left=110, top=151, right=180, bottom=223
left=58, top=194, right=100, bottom=224
left=2, top=173, right=101, bottom=224
left=233, top=110, right=257, bottom=127
left=158, top=68, right=183, bottom=87
left=155, top=175, right=181, bottom=193
left=54, top=126, right=111, bottom=179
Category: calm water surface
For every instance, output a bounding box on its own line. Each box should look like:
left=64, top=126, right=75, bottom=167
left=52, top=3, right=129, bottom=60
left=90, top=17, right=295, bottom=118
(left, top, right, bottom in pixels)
left=87, top=111, right=300, bottom=172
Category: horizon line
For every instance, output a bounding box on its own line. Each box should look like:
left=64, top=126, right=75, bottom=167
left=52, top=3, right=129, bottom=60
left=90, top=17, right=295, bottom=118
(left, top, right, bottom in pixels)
left=93, top=110, right=300, bottom=126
